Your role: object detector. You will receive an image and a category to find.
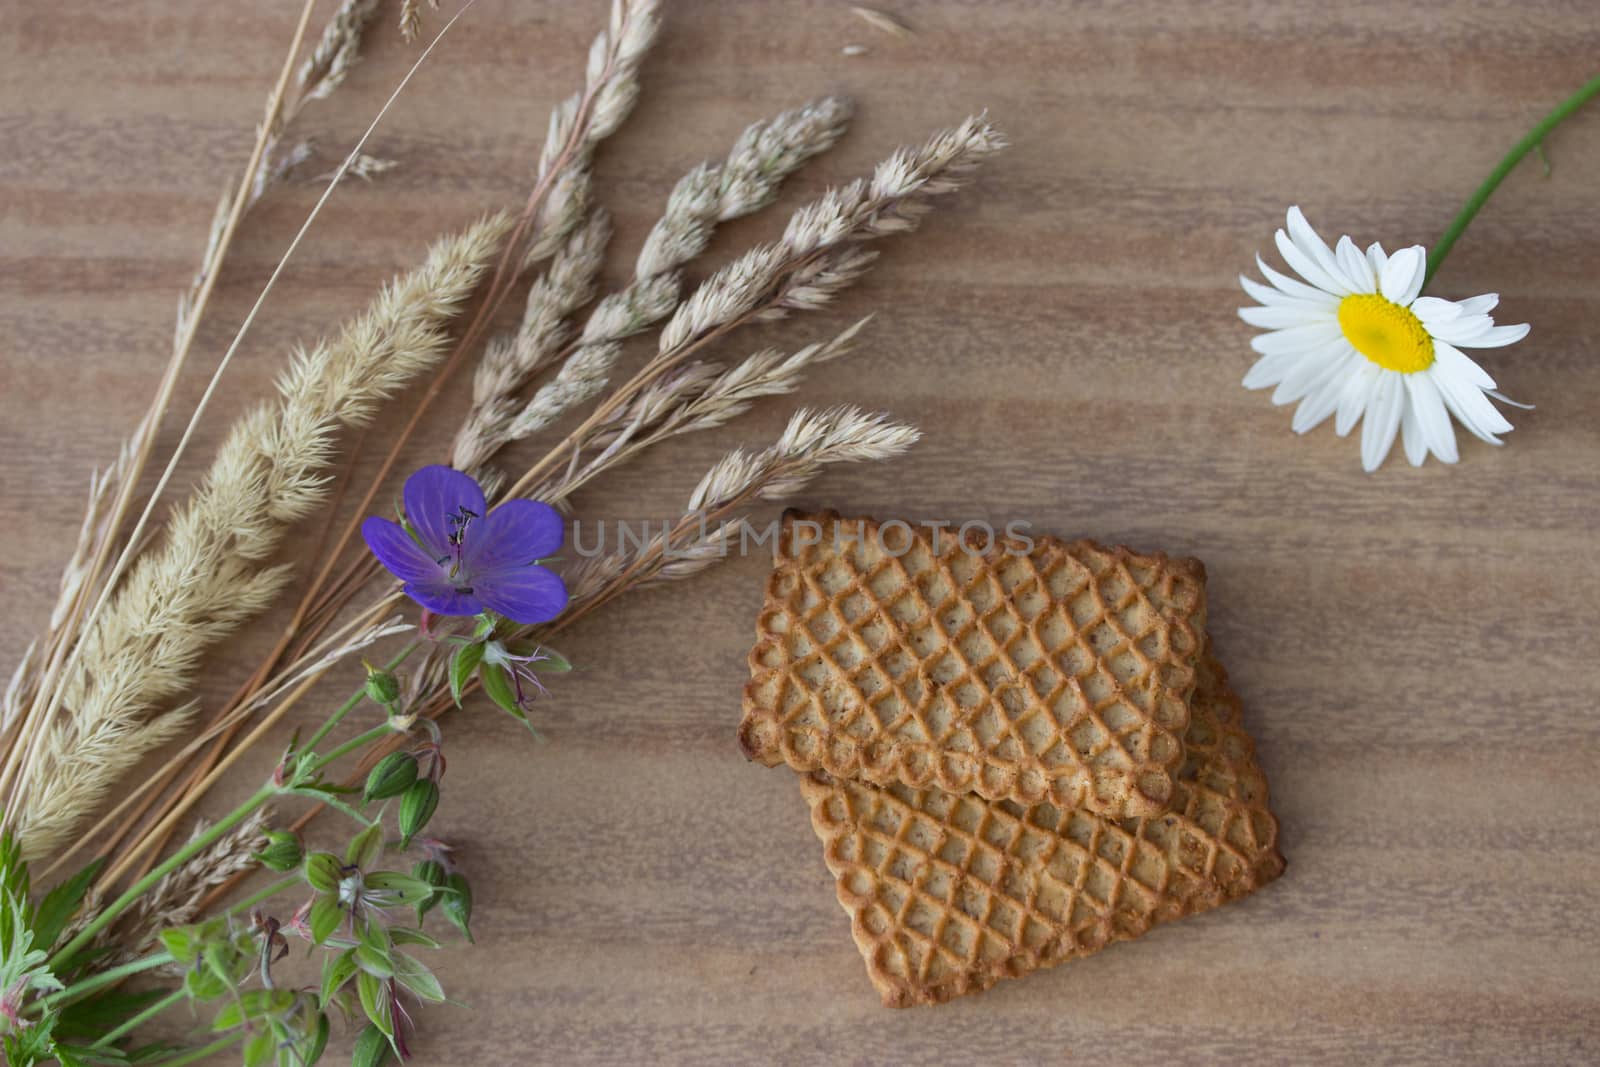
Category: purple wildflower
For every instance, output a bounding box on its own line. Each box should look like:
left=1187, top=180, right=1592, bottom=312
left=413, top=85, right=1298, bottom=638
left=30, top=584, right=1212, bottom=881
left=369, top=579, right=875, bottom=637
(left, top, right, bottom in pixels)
left=362, top=466, right=567, bottom=625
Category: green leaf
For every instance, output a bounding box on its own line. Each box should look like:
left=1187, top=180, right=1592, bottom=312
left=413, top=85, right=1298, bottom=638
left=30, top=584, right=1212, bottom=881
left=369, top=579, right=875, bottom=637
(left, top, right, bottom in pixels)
left=536, top=646, right=574, bottom=672
left=354, top=939, right=394, bottom=979
left=32, top=857, right=104, bottom=951
left=243, top=1029, right=276, bottom=1067
left=442, top=872, right=473, bottom=943
left=364, top=871, right=434, bottom=909
left=345, top=821, right=385, bottom=871
left=393, top=952, right=446, bottom=1004
left=53, top=1042, right=132, bottom=1067
left=412, top=860, right=446, bottom=924
left=388, top=926, right=441, bottom=950
left=308, top=895, right=344, bottom=947
left=397, top=780, right=439, bottom=848
left=54, top=987, right=169, bottom=1041
left=2, top=1011, right=54, bottom=1066
left=349, top=1023, right=394, bottom=1067
left=449, top=642, right=486, bottom=706
left=477, top=661, right=525, bottom=721
left=472, top=614, right=498, bottom=640
left=320, top=948, right=359, bottom=1008
left=303, top=852, right=342, bottom=895
left=356, top=971, right=392, bottom=1038
left=212, top=988, right=294, bottom=1031
left=302, top=1012, right=331, bottom=1066
left=159, top=927, right=198, bottom=965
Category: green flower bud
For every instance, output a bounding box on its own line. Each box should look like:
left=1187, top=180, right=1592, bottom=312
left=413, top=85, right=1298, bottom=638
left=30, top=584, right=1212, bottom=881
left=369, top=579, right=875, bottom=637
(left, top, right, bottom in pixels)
left=350, top=1021, right=395, bottom=1067
left=397, top=779, right=439, bottom=848
left=303, top=851, right=343, bottom=894
left=442, top=871, right=473, bottom=943
left=363, top=663, right=402, bottom=707
left=363, top=752, right=419, bottom=803
left=304, top=1011, right=331, bottom=1065
left=413, top=859, right=447, bottom=924
left=255, top=829, right=303, bottom=873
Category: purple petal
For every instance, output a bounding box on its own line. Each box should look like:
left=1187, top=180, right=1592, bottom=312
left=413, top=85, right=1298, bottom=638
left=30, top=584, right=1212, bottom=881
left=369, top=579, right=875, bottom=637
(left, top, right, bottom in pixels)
left=465, top=499, right=565, bottom=572
left=403, top=465, right=487, bottom=559
left=473, top=565, right=568, bottom=625
left=362, top=517, right=444, bottom=584
left=401, top=580, right=485, bottom=618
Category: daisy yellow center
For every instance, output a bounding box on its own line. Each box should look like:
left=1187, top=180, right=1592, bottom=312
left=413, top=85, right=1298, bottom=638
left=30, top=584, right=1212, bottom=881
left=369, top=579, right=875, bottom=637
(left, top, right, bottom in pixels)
left=1337, top=293, right=1435, bottom=374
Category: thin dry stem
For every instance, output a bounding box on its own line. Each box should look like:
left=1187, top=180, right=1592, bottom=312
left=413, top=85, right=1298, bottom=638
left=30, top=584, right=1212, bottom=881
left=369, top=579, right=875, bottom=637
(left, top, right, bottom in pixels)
left=14, top=215, right=511, bottom=862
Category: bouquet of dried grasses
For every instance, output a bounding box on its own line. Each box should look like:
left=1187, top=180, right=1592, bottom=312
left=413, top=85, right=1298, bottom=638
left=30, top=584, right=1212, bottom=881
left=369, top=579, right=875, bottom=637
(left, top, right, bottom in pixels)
left=0, top=2, right=1004, bottom=1063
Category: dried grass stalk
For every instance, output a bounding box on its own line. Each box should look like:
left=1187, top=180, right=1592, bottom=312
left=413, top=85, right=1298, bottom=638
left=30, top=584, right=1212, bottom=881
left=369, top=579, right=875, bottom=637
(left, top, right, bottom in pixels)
left=468, top=95, right=854, bottom=467
left=109, top=809, right=270, bottom=961
left=13, top=214, right=513, bottom=861
left=565, top=404, right=919, bottom=607
left=537, top=316, right=874, bottom=503
left=500, top=115, right=1003, bottom=505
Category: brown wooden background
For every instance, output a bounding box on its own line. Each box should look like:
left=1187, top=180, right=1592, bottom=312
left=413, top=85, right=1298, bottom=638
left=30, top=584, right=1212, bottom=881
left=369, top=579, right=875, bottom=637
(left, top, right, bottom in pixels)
left=3, top=2, right=1598, bottom=1063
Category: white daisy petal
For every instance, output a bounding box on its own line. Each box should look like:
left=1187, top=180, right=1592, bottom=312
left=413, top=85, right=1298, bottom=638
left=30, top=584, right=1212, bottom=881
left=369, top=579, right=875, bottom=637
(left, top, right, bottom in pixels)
left=1242, top=349, right=1311, bottom=390
left=1433, top=364, right=1513, bottom=441
left=1335, top=236, right=1375, bottom=293
left=1286, top=206, right=1358, bottom=290
left=1454, top=322, right=1530, bottom=349
left=1335, top=360, right=1383, bottom=437
left=1405, top=372, right=1458, bottom=463
left=1276, top=228, right=1351, bottom=295
left=1238, top=303, right=1333, bottom=329
left=1366, top=241, right=1388, bottom=277
left=1256, top=255, right=1340, bottom=305
left=1409, top=296, right=1461, bottom=323
left=1250, top=321, right=1342, bottom=355
left=1433, top=341, right=1497, bottom=390
left=1291, top=350, right=1359, bottom=433
left=1360, top=372, right=1404, bottom=471
left=1272, top=339, right=1352, bottom=406
left=1427, top=314, right=1496, bottom=344
left=1240, top=274, right=1300, bottom=308
left=1400, top=401, right=1427, bottom=466
left=1455, top=293, right=1499, bottom=316
left=1378, top=246, right=1425, bottom=304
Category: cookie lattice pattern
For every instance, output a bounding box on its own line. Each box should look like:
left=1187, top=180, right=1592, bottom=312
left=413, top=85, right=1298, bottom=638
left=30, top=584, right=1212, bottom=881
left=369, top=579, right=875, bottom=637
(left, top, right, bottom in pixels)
left=800, top=650, right=1284, bottom=1007
left=743, top=512, right=1207, bottom=817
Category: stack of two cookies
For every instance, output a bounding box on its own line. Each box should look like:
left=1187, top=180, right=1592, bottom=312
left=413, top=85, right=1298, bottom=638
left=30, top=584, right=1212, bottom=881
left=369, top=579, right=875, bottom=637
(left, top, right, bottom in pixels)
left=738, top=511, right=1284, bottom=1006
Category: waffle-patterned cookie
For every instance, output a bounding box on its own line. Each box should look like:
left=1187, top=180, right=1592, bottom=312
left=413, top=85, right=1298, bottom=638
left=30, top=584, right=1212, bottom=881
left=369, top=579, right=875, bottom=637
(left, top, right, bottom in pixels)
left=741, top=511, right=1208, bottom=817
left=800, top=649, right=1284, bottom=1007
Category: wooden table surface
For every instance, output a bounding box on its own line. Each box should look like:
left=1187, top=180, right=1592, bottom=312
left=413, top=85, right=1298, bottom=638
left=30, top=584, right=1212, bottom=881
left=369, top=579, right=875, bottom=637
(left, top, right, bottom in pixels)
left=3, top=2, right=1598, bottom=1064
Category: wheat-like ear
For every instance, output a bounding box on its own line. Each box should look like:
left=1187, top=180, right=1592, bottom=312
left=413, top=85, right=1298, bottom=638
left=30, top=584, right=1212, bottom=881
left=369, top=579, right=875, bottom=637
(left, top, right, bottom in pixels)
left=452, top=95, right=854, bottom=474
left=11, top=214, right=512, bottom=862
left=563, top=405, right=920, bottom=611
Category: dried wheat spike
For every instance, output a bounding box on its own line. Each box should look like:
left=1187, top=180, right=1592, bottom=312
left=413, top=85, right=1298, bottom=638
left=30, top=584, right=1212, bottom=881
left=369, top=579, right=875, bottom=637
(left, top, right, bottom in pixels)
left=800, top=647, right=1284, bottom=1007
left=742, top=511, right=1207, bottom=817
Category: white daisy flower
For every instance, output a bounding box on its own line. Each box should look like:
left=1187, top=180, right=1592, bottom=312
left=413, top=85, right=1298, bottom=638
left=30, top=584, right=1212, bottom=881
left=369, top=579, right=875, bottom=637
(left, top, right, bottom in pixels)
left=1239, top=206, right=1530, bottom=471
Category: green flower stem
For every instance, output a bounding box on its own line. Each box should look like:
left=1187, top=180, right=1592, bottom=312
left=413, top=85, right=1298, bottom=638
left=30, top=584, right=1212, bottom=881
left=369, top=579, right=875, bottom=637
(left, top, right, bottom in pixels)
left=46, top=645, right=418, bottom=971
left=91, top=986, right=188, bottom=1049
left=1426, top=72, right=1600, bottom=287
left=146, top=1033, right=243, bottom=1066
left=310, top=722, right=396, bottom=773
left=300, top=642, right=417, bottom=754
left=32, top=951, right=173, bottom=1011
left=224, top=872, right=303, bottom=918
left=48, top=783, right=276, bottom=971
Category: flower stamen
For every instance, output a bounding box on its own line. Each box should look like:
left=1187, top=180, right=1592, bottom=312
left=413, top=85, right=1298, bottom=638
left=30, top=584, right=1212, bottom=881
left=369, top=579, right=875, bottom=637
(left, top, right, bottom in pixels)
left=1338, top=293, right=1435, bottom=373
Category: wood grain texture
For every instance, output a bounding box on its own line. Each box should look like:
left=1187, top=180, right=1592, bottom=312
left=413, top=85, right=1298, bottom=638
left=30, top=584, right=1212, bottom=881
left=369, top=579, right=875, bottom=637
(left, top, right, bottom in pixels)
left=2, top=1, right=1598, bottom=1064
